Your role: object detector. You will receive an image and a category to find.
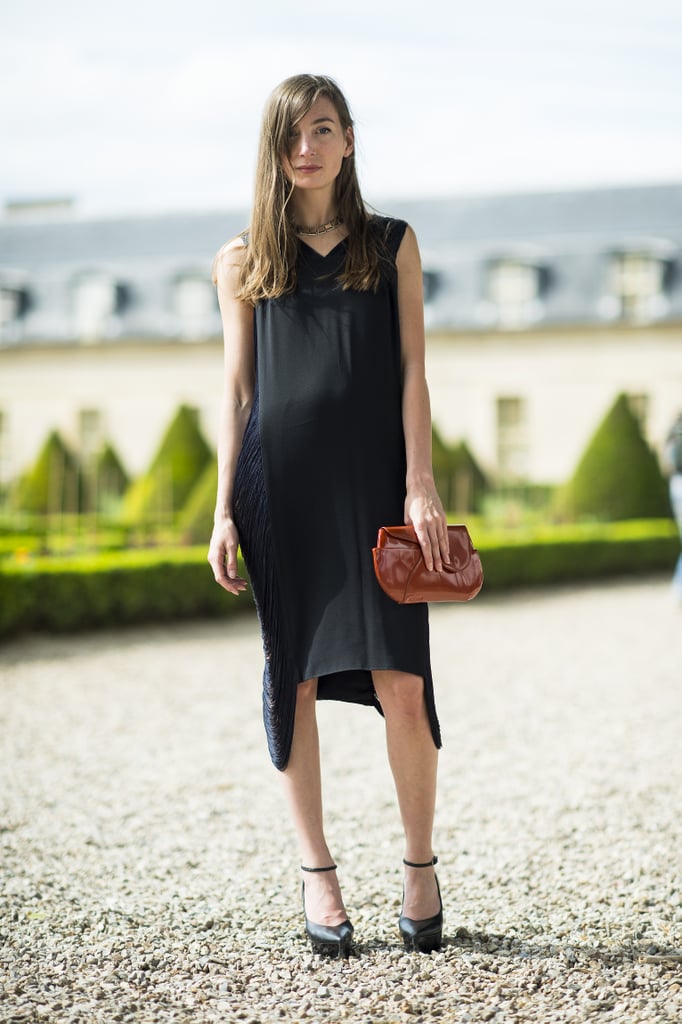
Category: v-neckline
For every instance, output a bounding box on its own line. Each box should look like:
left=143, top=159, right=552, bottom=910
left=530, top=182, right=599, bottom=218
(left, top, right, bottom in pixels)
left=298, top=236, right=348, bottom=260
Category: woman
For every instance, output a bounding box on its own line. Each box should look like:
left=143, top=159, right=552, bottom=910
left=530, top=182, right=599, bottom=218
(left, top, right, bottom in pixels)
left=208, top=74, right=449, bottom=956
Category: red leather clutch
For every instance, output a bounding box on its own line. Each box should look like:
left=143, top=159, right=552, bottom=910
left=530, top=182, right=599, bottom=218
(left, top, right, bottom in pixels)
left=372, top=525, right=483, bottom=604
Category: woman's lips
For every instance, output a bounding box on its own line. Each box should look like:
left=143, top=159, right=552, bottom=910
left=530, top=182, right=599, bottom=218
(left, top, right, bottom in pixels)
left=296, top=165, right=321, bottom=173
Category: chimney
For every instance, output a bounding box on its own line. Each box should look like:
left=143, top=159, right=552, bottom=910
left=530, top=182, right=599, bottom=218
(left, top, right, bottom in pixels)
left=3, top=197, right=77, bottom=223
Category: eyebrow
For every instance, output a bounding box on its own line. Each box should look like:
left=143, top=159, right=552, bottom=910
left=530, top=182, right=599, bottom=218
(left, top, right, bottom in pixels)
left=290, top=115, right=337, bottom=131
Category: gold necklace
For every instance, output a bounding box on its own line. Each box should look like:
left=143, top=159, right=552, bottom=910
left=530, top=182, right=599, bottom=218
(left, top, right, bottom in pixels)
left=293, top=215, right=343, bottom=236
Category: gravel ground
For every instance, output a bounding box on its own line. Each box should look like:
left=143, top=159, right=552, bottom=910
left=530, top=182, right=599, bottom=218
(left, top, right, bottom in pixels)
left=1, top=577, right=681, bottom=1024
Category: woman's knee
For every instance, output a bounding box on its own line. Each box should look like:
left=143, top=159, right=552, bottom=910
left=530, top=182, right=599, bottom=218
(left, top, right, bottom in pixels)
left=373, top=670, right=425, bottom=720
left=296, top=677, right=318, bottom=705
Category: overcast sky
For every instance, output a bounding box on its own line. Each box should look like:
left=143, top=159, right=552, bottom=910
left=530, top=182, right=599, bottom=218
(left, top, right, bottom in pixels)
left=2, top=0, right=682, bottom=217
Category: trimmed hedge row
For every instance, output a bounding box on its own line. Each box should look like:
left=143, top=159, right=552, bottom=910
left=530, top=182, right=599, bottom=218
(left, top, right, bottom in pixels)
left=0, top=548, right=254, bottom=637
left=479, top=519, right=679, bottom=590
left=0, top=520, right=678, bottom=638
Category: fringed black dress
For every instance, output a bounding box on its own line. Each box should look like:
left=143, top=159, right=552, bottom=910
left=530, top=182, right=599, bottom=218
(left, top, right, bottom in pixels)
left=232, top=216, right=441, bottom=770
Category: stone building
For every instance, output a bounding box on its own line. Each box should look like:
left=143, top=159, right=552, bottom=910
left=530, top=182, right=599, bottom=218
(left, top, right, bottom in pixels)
left=1, top=183, right=681, bottom=490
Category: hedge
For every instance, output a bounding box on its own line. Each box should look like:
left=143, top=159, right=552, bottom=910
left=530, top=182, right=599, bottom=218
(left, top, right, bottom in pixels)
left=0, top=547, right=254, bottom=637
left=13, top=430, right=82, bottom=515
left=0, top=520, right=678, bottom=638
left=121, top=405, right=212, bottom=524
left=478, top=519, right=679, bottom=590
left=556, top=393, right=671, bottom=521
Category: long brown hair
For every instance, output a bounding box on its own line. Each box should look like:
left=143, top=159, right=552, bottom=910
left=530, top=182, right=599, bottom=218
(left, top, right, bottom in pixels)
left=215, top=74, right=387, bottom=303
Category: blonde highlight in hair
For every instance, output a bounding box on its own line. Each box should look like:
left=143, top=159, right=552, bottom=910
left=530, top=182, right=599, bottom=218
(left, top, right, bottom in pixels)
left=232, top=74, right=386, bottom=304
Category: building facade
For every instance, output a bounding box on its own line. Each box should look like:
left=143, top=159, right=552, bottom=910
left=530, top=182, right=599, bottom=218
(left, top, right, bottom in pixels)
left=1, top=184, right=681, bottom=491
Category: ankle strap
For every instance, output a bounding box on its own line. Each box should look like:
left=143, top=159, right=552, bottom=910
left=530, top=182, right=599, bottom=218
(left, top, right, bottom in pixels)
left=301, top=863, right=337, bottom=873
left=403, top=856, right=438, bottom=868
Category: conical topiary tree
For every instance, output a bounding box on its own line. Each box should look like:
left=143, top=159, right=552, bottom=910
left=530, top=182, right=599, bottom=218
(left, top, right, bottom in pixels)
left=178, top=459, right=217, bottom=544
left=122, top=405, right=213, bottom=523
left=13, top=430, right=82, bottom=515
left=432, top=426, right=488, bottom=513
left=450, top=440, right=488, bottom=514
left=84, top=441, right=129, bottom=514
left=431, top=425, right=453, bottom=510
left=556, top=393, right=672, bottom=521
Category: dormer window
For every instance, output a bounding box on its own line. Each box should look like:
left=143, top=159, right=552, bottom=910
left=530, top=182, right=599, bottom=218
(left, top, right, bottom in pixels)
left=72, top=272, right=119, bottom=342
left=173, top=274, right=218, bottom=340
left=422, top=270, right=440, bottom=304
left=0, top=286, right=30, bottom=342
left=1, top=288, right=21, bottom=324
left=607, top=252, right=668, bottom=322
left=487, top=260, right=542, bottom=329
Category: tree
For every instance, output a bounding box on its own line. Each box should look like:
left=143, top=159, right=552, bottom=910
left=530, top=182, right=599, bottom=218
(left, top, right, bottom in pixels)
left=84, top=441, right=129, bottom=514
left=13, top=430, right=82, bottom=515
left=432, top=426, right=488, bottom=513
left=178, top=459, right=217, bottom=544
left=122, top=405, right=212, bottom=523
left=557, top=394, right=671, bottom=521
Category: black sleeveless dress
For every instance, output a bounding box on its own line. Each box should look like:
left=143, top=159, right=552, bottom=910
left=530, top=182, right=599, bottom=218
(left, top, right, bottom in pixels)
left=232, top=216, right=441, bottom=770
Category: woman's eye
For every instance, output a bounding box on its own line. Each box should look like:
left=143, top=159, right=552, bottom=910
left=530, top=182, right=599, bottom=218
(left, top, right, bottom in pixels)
left=317, top=126, right=331, bottom=135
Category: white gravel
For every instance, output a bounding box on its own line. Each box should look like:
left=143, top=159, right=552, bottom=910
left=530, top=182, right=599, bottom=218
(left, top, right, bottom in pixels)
left=1, top=577, right=681, bottom=1023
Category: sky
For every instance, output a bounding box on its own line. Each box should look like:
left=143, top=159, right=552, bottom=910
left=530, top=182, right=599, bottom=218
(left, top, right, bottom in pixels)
left=1, top=0, right=682, bottom=218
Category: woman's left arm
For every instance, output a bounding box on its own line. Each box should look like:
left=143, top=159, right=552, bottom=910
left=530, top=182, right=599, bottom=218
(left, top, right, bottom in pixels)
left=396, top=224, right=450, bottom=572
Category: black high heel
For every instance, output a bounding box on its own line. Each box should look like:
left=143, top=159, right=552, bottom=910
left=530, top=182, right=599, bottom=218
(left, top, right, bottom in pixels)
left=301, top=863, right=354, bottom=958
left=399, top=856, right=443, bottom=953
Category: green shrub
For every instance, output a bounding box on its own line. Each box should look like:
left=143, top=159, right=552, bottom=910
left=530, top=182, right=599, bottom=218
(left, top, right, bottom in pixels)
left=1, top=520, right=677, bottom=638
left=178, top=460, right=217, bottom=544
left=13, top=431, right=82, bottom=515
left=433, top=427, right=488, bottom=514
left=556, top=394, right=671, bottom=521
left=122, top=405, right=213, bottom=524
left=84, top=441, right=130, bottom=513
left=0, top=534, right=44, bottom=559
left=0, top=546, right=253, bottom=636
left=450, top=440, right=488, bottom=513
left=476, top=519, right=678, bottom=590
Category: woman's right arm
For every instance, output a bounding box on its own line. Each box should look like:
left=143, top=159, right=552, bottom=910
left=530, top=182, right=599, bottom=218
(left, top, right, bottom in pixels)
left=207, top=239, right=255, bottom=595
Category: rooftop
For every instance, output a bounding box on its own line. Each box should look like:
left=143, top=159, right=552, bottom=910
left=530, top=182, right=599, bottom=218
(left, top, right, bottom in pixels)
left=1, top=182, right=681, bottom=341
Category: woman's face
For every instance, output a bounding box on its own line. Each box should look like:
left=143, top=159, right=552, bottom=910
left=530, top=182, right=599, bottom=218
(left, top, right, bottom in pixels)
left=282, top=95, right=354, bottom=192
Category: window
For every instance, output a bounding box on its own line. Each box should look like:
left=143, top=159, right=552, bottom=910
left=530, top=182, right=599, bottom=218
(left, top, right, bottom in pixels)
left=488, top=261, right=540, bottom=329
left=72, top=273, right=118, bottom=341
left=174, top=275, right=217, bottom=340
left=422, top=270, right=440, bottom=304
left=0, top=288, right=20, bottom=326
left=0, top=286, right=29, bottom=342
left=78, top=408, right=104, bottom=465
left=608, top=253, right=667, bottom=322
left=496, top=396, right=528, bottom=480
left=627, top=393, right=650, bottom=436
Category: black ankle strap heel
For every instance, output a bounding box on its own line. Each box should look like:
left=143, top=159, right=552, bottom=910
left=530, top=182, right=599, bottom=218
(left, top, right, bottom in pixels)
left=300, top=863, right=353, bottom=958
left=403, top=856, right=439, bottom=868
left=399, top=855, right=443, bottom=954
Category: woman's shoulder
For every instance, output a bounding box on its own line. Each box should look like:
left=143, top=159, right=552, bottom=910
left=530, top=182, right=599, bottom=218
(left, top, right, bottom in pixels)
left=211, top=230, right=249, bottom=286
left=368, top=213, right=410, bottom=257
left=369, top=212, right=409, bottom=235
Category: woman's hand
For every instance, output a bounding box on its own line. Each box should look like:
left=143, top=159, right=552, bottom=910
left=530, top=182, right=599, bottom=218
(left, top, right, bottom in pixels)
left=207, top=516, right=249, bottom=596
left=405, top=481, right=450, bottom=573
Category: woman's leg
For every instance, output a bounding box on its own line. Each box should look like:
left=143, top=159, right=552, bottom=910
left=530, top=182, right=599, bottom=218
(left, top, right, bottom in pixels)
left=372, top=670, right=441, bottom=919
left=279, top=678, right=349, bottom=926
